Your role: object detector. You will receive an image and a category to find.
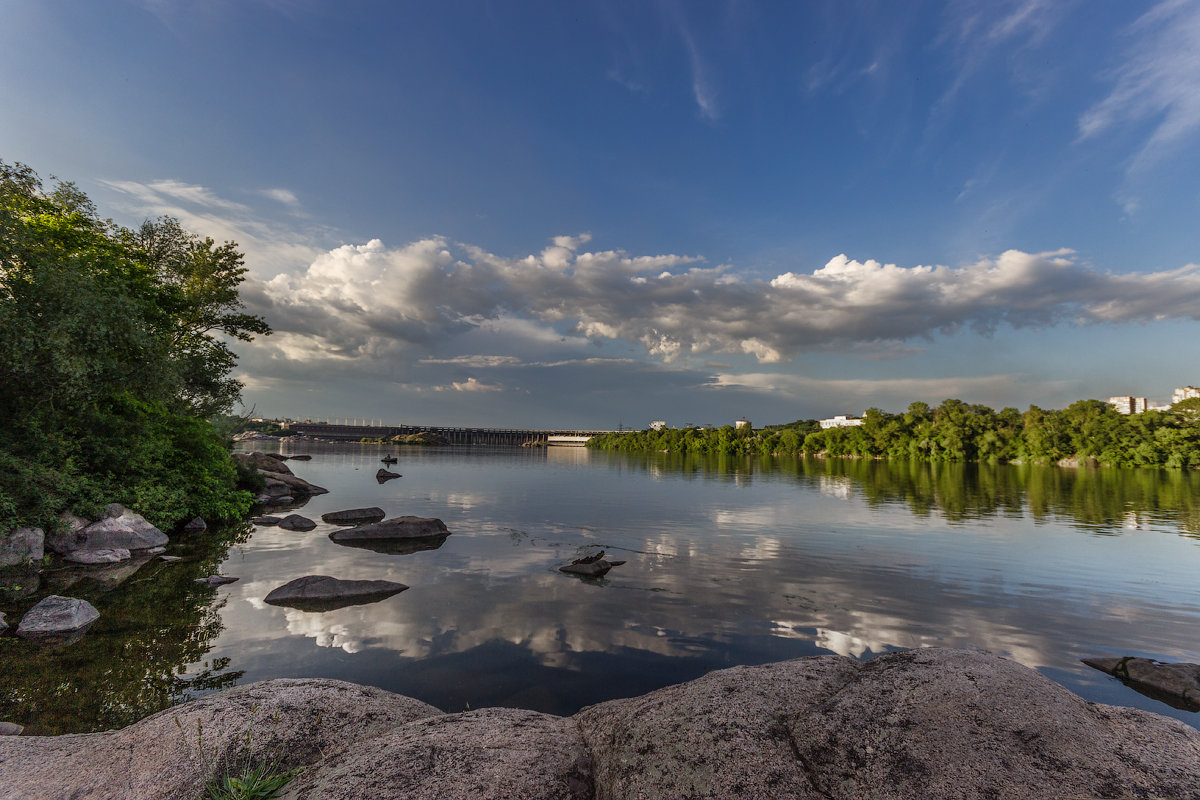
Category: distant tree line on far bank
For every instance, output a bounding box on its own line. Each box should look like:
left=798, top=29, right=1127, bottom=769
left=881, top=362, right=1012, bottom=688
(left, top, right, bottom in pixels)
left=588, top=398, right=1200, bottom=469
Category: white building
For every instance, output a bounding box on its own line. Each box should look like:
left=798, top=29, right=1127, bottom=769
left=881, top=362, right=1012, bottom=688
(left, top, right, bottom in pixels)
left=1173, top=386, right=1200, bottom=405
left=649, top=420, right=667, bottom=431
left=734, top=418, right=751, bottom=430
left=820, top=414, right=864, bottom=429
left=1108, top=396, right=1148, bottom=415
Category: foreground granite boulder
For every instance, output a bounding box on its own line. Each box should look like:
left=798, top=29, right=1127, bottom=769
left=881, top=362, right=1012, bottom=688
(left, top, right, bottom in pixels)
left=0, top=679, right=441, bottom=800
left=2, top=649, right=1198, bottom=800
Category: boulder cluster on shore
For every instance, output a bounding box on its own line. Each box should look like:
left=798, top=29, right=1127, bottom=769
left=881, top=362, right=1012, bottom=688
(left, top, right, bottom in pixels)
left=1, top=648, right=1198, bottom=799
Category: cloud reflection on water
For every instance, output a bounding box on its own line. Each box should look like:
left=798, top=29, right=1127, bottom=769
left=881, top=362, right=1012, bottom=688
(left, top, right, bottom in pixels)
left=204, top=446, right=1200, bottom=726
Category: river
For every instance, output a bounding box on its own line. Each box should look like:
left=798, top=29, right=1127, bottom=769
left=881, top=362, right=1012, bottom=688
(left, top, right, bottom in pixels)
left=2, top=443, right=1198, bottom=734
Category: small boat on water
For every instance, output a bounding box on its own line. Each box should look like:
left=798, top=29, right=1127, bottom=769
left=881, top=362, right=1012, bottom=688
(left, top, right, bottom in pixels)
left=381, top=455, right=398, bottom=464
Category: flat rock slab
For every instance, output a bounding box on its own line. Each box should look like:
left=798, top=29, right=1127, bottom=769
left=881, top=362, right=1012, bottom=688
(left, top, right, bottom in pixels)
left=278, top=515, right=317, bottom=531
left=1084, top=656, right=1200, bottom=711
left=159, top=555, right=183, bottom=563
left=0, top=722, right=22, bottom=736
left=63, top=548, right=129, bottom=565
left=16, top=596, right=99, bottom=639
left=329, top=516, right=448, bottom=542
left=264, top=575, right=408, bottom=612
left=252, top=516, right=283, bottom=525
left=321, top=507, right=386, bottom=525
left=4, top=650, right=1200, bottom=800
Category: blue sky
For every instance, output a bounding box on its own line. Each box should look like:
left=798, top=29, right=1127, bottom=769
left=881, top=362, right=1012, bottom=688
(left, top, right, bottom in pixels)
left=4, top=0, right=1200, bottom=428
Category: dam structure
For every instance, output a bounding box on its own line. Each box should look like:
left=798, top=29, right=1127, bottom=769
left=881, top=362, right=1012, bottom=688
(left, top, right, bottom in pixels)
left=282, top=422, right=623, bottom=447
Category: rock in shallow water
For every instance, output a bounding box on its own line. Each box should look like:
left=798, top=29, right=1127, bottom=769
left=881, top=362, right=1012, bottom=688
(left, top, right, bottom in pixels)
left=328, top=516, right=448, bottom=542
left=1084, top=656, right=1200, bottom=711
left=63, top=548, right=130, bottom=565
left=278, top=514, right=317, bottom=532
left=264, top=575, right=409, bottom=611
left=15, top=596, right=99, bottom=639
left=45, top=505, right=167, bottom=555
left=321, top=507, right=386, bottom=525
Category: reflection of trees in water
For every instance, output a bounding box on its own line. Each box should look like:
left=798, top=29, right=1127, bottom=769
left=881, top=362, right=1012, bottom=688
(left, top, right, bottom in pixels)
left=608, top=452, right=1200, bottom=539
left=0, top=523, right=252, bottom=734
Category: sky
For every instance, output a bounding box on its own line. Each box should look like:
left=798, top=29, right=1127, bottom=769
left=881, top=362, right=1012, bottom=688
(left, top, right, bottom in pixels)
left=3, top=0, right=1200, bottom=429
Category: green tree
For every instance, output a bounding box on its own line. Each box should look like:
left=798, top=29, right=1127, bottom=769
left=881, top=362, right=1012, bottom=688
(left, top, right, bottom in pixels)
left=0, top=161, right=268, bottom=530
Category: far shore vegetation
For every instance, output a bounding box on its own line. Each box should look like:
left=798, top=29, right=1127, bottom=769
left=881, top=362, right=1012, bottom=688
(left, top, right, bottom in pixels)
left=1, top=161, right=269, bottom=533
left=588, top=397, right=1200, bottom=469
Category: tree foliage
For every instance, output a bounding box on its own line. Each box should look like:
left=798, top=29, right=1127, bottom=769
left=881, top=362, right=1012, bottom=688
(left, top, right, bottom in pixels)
left=591, top=398, right=1200, bottom=469
left=0, top=161, right=270, bottom=531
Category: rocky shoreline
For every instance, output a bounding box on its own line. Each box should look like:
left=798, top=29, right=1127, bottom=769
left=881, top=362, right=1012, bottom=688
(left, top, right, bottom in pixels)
left=1, top=648, right=1198, bottom=799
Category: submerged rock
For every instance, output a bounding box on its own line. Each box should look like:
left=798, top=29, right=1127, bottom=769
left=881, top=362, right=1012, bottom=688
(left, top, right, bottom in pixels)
left=328, top=516, right=448, bottom=543
left=278, top=514, right=317, bottom=532
left=251, top=515, right=283, bottom=526
left=559, top=550, right=625, bottom=578
left=264, top=575, right=409, bottom=611
left=3, top=649, right=1199, bottom=800
left=376, top=468, right=401, bottom=480
left=195, top=575, right=238, bottom=586
left=1084, top=656, right=1200, bottom=711
left=16, top=596, right=99, bottom=640
left=321, top=507, right=386, bottom=525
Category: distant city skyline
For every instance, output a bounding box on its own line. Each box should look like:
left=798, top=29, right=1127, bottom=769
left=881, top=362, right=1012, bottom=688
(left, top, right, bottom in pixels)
left=4, top=2, right=1200, bottom=427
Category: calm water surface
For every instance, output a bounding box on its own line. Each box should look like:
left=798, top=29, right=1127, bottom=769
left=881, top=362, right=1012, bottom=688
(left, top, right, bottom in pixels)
left=3, top=444, right=1199, bottom=733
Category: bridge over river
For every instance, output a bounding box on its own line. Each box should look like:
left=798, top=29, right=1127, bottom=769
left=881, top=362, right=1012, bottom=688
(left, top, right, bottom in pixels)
left=283, top=422, right=625, bottom=447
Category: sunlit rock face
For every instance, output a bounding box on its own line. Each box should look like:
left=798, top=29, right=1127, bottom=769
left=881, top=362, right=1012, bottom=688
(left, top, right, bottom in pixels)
left=3, top=649, right=1199, bottom=800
